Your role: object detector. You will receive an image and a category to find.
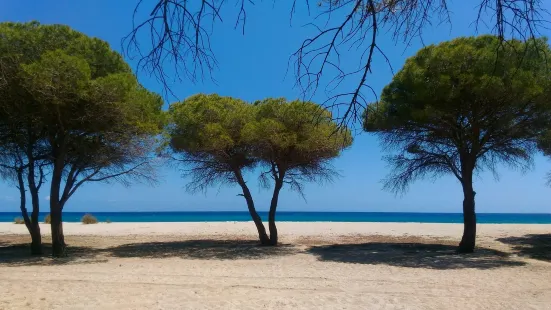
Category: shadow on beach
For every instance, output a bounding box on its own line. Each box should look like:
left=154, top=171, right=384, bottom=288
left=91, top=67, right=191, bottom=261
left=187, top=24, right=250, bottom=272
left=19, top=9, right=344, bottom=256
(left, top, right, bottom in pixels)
left=1, top=238, right=539, bottom=269
left=0, top=243, right=107, bottom=267
left=306, top=242, right=526, bottom=270
left=106, top=239, right=299, bottom=260
left=497, top=234, right=551, bottom=262
left=0, top=239, right=299, bottom=265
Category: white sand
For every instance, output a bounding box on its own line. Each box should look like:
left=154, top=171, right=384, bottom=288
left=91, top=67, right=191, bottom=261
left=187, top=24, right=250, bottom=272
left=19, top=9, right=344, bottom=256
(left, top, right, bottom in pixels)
left=1, top=222, right=550, bottom=238
left=1, top=222, right=550, bottom=309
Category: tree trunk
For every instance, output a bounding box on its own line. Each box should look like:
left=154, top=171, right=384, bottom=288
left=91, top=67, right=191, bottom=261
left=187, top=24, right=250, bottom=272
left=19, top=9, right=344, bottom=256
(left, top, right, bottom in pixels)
left=458, top=176, right=476, bottom=253
left=17, top=169, right=43, bottom=255
left=27, top=164, right=43, bottom=255
left=50, top=202, right=66, bottom=257
left=49, top=134, right=69, bottom=257
left=50, top=165, right=66, bottom=257
left=25, top=202, right=42, bottom=255
left=29, top=225, right=42, bottom=255
left=20, top=209, right=42, bottom=255
left=29, top=201, right=42, bottom=255
left=234, top=169, right=270, bottom=245
left=268, top=179, right=283, bottom=246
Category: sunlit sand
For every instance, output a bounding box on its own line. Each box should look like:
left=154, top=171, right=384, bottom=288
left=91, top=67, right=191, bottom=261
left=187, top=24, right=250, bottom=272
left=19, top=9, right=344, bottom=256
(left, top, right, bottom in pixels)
left=1, top=222, right=550, bottom=309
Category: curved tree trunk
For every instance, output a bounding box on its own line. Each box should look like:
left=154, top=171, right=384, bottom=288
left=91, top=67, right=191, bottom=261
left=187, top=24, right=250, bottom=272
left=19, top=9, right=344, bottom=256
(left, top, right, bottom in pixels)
left=50, top=202, right=66, bottom=257
left=27, top=164, right=43, bottom=255
left=268, top=179, right=283, bottom=246
left=458, top=179, right=476, bottom=253
left=26, top=203, right=42, bottom=255
left=20, top=204, right=42, bottom=255
left=29, top=199, right=42, bottom=255
left=17, top=169, right=42, bottom=255
left=234, top=169, right=270, bottom=245
left=20, top=208, right=41, bottom=255
left=29, top=226, right=42, bottom=255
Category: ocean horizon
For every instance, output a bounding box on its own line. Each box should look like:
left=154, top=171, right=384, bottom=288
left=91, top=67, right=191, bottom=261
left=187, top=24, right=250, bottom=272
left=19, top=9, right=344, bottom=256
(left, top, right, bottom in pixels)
left=1, top=211, right=551, bottom=224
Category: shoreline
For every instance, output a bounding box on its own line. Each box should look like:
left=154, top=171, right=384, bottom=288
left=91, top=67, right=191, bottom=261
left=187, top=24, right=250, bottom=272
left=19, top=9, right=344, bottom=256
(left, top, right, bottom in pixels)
left=2, top=222, right=550, bottom=239
left=3, top=211, right=551, bottom=224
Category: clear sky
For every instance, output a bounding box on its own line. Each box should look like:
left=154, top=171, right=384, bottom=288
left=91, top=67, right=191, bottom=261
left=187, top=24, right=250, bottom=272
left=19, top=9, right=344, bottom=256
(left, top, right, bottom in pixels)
left=0, top=0, right=550, bottom=213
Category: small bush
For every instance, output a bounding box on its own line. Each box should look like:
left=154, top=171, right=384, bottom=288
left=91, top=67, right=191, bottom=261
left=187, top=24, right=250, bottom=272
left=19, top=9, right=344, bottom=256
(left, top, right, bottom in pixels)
left=44, top=214, right=51, bottom=224
left=13, top=217, right=25, bottom=224
left=105, top=219, right=112, bottom=224
left=81, top=213, right=98, bottom=224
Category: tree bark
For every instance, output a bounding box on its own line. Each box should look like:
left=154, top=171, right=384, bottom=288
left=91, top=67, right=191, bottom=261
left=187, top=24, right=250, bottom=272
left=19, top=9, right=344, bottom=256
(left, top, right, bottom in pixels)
left=458, top=174, right=476, bottom=253
left=27, top=163, right=42, bottom=255
left=50, top=166, right=66, bottom=257
left=20, top=208, right=40, bottom=255
left=268, top=178, right=284, bottom=246
left=17, top=168, right=42, bottom=255
left=234, top=169, right=270, bottom=245
left=29, top=224, right=42, bottom=255
left=26, top=202, right=42, bottom=256
left=50, top=202, right=66, bottom=257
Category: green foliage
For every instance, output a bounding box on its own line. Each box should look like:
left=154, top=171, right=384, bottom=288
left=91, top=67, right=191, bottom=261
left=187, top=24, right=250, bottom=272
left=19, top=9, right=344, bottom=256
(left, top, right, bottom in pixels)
left=169, top=94, right=352, bottom=195
left=244, top=98, right=352, bottom=192
left=169, top=94, right=257, bottom=192
left=13, top=217, right=25, bottom=224
left=44, top=214, right=51, bottom=224
left=0, top=20, right=163, bottom=146
left=0, top=21, right=130, bottom=77
left=364, top=35, right=551, bottom=193
left=246, top=99, right=351, bottom=162
left=21, top=50, right=92, bottom=104
left=170, top=94, right=253, bottom=154
left=0, top=21, right=164, bottom=218
left=81, top=214, right=98, bottom=224
left=169, top=94, right=351, bottom=245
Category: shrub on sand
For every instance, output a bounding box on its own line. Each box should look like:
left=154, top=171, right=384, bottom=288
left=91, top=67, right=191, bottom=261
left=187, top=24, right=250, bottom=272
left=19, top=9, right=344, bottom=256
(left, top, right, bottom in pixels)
left=44, top=214, right=51, bottom=224
left=81, top=214, right=98, bottom=224
left=105, top=219, right=112, bottom=224
left=13, top=217, right=25, bottom=224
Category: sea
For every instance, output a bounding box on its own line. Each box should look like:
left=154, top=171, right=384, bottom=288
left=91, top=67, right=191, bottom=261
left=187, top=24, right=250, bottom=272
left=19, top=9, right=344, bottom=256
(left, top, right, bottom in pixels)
left=1, top=212, right=551, bottom=224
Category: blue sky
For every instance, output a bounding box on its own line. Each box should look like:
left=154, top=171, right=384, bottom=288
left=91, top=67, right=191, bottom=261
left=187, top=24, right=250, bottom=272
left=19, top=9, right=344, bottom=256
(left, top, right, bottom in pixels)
left=0, top=0, right=550, bottom=213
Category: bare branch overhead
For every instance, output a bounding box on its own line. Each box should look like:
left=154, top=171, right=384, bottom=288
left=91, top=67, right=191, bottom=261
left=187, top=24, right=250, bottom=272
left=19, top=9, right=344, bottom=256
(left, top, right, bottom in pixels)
left=127, top=0, right=549, bottom=125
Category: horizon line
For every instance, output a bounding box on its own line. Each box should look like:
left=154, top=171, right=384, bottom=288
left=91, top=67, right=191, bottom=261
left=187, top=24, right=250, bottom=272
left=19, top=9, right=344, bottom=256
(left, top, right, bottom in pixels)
left=1, top=211, right=551, bottom=215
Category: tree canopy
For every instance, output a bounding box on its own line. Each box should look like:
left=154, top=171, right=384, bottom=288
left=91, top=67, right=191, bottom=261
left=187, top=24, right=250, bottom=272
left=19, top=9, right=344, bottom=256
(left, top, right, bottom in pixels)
left=245, top=98, right=352, bottom=194
left=363, top=35, right=551, bottom=252
left=169, top=94, right=256, bottom=192
left=169, top=94, right=351, bottom=245
left=0, top=21, right=164, bottom=256
left=169, top=94, right=269, bottom=243
left=245, top=98, right=352, bottom=244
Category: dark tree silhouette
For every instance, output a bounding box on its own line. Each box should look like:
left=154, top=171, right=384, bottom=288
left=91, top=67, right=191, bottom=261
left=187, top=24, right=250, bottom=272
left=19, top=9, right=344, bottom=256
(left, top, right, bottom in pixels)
left=538, top=130, right=551, bottom=185
left=364, top=36, right=551, bottom=253
left=125, top=0, right=549, bottom=126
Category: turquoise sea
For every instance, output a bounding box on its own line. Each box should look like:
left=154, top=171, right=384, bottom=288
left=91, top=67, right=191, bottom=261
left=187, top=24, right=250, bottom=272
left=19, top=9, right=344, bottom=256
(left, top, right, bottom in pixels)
left=1, top=212, right=551, bottom=223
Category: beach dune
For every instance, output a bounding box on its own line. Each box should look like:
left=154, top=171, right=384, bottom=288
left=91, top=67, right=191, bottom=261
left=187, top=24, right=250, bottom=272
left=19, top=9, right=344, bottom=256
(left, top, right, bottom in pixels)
left=0, top=222, right=550, bottom=309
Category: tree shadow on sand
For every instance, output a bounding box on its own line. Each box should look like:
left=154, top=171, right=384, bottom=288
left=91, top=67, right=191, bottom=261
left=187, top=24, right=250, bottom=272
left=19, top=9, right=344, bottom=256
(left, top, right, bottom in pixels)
left=497, top=234, right=551, bottom=262
left=0, top=243, right=107, bottom=267
left=307, top=242, right=526, bottom=270
left=106, top=239, right=298, bottom=260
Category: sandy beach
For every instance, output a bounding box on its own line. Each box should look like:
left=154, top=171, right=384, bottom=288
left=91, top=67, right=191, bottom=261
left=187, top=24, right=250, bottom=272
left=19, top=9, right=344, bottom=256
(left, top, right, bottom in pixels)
left=0, top=222, right=550, bottom=309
